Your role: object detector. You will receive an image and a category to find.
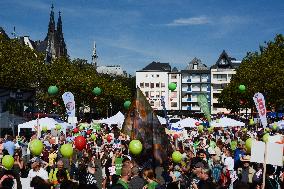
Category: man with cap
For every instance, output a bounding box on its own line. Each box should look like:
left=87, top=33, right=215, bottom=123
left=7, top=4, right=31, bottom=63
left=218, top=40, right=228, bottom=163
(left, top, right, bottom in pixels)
left=237, top=155, right=255, bottom=187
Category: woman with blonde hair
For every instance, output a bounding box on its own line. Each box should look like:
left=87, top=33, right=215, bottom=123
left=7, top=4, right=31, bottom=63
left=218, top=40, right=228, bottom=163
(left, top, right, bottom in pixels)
left=143, top=168, right=159, bottom=189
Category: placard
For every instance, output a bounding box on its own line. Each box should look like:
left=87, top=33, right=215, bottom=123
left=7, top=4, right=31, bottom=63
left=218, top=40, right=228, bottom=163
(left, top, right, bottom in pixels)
left=250, top=141, right=265, bottom=164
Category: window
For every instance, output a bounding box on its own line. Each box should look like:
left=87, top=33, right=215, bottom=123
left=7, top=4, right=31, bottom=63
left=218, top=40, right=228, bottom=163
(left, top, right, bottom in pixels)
left=150, top=101, right=154, bottom=106
left=161, top=91, right=166, bottom=97
left=156, top=74, right=159, bottom=78
left=193, top=64, right=197, bottom=70
left=140, top=83, right=144, bottom=88
left=150, top=91, right=155, bottom=97
left=171, top=102, right=177, bottom=107
left=161, top=83, right=165, bottom=87
left=220, top=59, right=227, bottom=65
left=146, top=74, right=148, bottom=78
left=156, top=83, right=160, bottom=88
left=171, top=91, right=177, bottom=98
left=151, top=74, right=154, bottom=78
left=145, top=91, right=149, bottom=97
left=156, top=91, right=160, bottom=98
left=145, top=83, right=149, bottom=88
left=150, top=83, right=154, bottom=88
left=171, top=74, right=177, bottom=79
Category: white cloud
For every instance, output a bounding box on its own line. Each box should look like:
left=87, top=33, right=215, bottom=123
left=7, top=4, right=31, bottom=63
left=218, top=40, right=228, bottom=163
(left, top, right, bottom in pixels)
left=166, top=16, right=211, bottom=26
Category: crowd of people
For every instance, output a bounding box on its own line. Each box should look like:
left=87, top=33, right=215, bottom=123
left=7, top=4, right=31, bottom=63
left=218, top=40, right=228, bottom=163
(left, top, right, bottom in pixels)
left=0, top=121, right=283, bottom=189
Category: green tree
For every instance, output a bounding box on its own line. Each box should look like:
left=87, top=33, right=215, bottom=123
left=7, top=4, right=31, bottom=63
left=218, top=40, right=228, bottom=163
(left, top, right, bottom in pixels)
left=219, top=34, right=284, bottom=112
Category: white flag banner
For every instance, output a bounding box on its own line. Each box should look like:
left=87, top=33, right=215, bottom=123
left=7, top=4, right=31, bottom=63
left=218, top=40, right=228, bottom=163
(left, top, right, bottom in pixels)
left=253, top=93, right=267, bottom=128
left=62, top=92, right=76, bottom=117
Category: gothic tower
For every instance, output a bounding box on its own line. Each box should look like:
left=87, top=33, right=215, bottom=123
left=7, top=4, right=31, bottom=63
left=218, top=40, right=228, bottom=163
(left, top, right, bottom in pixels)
left=45, top=4, right=56, bottom=63
left=92, top=41, right=98, bottom=67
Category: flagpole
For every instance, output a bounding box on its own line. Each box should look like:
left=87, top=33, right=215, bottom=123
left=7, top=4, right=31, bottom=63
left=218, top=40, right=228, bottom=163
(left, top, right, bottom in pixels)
left=262, top=142, right=267, bottom=189
left=37, top=113, right=40, bottom=139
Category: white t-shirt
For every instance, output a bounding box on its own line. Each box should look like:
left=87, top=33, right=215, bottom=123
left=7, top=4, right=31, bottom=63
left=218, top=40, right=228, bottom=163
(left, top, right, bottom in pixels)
left=28, top=168, right=48, bottom=182
left=224, top=157, right=234, bottom=171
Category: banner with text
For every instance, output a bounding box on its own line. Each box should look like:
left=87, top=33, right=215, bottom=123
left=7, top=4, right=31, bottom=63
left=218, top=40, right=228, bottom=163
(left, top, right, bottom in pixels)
left=253, top=92, right=267, bottom=128
left=62, top=92, right=76, bottom=118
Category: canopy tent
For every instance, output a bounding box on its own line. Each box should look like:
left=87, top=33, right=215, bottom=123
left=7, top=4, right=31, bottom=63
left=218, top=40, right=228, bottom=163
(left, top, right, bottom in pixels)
left=270, top=120, right=284, bottom=129
left=98, top=111, right=125, bottom=129
left=210, top=117, right=245, bottom=127
left=157, top=115, right=167, bottom=125
left=172, top=117, right=199, bottom=128
left=18, top=117, right=71, bottom=135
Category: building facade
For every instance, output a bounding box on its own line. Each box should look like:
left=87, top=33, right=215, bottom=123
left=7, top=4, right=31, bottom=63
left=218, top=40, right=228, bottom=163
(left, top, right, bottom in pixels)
left=168, top=67, right=182, bottom=110
left=210, top=50, right=241, bottom=114
left=136, top=62, right=172, bottom=110
left=181, top=58, right=211, bottom=112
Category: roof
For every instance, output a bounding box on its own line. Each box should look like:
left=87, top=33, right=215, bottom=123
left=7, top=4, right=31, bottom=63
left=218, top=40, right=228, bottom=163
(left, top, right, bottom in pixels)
left=185, top=57, right=208, bottom=70
left=172, top=67, right=179, bottom=72
left=141, top=61, right=171, bottom=71
left=0, top=27, right=10, bottom=39
left=211, top=50, right=241, bottom=69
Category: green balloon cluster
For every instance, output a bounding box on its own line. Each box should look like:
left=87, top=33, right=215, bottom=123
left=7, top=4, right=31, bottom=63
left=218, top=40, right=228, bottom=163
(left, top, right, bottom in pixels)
left=168, top=82, right=177, bottom=91
left=245, top=138, right=253, bottom=152
left=129, top=140, right=143, bottom=155
left=2, top=155, right=14, bottom=170
left=124, top=100, right=131, bottom=110
left=60, top=144, right=73, bottom=158
left=172, top=151, right=182, bottom=163
left=30, top=139, right=44, bottom=156
left=239, top=85, right=246, bottom=93
left=92, top=87, right=102, bottom=96
left=48, top=85, right=59, bottom=95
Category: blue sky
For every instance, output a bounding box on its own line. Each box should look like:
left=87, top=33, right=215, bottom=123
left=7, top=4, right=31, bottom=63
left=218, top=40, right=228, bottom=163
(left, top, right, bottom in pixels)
left=1, top=0, right=284, bottom=74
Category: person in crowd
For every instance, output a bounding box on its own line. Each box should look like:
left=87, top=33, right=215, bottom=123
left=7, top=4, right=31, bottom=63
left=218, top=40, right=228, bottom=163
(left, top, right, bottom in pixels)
left=3, top=135, right=15, bottom=156
left=237, top=155, right=256, bottom=187
left=85, top=161, right=99, bottom=188
left=192, top=168, right=216, bottom=189
left=143, top=168, right=159, bottom=189
left=111, top=165, right=132, bottom=189
left=49, top=159, right=70, bottom=186
left=28, top=158, right=49, bottom=184
left=30, top=176, right=50, bottom=189
left=12, top=150, right=24, bottom=177
left=129, top=166, right=146, bottom=189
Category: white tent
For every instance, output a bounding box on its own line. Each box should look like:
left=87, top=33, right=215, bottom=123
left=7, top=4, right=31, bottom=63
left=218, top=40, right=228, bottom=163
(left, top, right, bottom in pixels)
left=18, top=117, right=71, bottom=135
left=157, top=115, right=167, bottom=125
left=98, top=111, right=125, bottom=129
left=173, top=117, right=199, bottom=128
left=210, top=117, right=245, bottom=127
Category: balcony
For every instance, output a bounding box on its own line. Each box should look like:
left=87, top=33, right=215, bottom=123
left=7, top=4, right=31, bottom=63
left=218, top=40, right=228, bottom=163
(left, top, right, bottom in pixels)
left=191, top=106, right=200, bottom=111
left=182, top=79, right=191, bottom=83
left=182, top=88, right=191, bottom=92
left=182, top=98, right=191, bottom=102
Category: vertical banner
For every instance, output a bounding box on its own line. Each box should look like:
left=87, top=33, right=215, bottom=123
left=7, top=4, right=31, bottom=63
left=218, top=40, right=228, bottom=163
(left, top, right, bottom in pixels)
left=253, top=93, right=267, bottom=128
left=197, top=94, right=211, bottom=122
left=62, top=92, right=76, bottom=117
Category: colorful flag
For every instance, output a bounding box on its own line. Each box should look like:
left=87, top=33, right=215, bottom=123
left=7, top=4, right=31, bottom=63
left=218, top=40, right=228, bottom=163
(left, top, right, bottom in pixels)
left=122, top=88, right=171, bottom=165
left=197, top=94, right=211, bottom=122
left=253, top=92, right=267, bottom=128
left=62, top=92, right=76, bottom=117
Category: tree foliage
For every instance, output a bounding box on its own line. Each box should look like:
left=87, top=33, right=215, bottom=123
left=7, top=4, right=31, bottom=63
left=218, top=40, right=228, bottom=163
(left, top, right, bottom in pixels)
left=0, top=35, right=134, bottom=118
left=219, top=34, right=284, bottom=112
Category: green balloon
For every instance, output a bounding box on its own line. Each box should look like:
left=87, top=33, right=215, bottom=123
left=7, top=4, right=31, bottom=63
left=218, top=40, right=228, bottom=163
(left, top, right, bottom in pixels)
left=265, top=128, right=270, bottom=132
left=55, top=124, right=62, bottom=130
left=124, top=100, right=131, bottom=110
left=230, top=141, right=238, bottom=150
left=208, top=126, right=214, bottom=133
left=239, top=85, right=246, bottom=92
left=2, top=155, right=14, bottom=170
left=245, top=138, right=253, bottom=152
left=91, top=134, right=96, bottom=140
left=79, top=126, right=84, bottom=131
left=172, top=151, right=182, bottom=163
left=60, top=144, right=73, bottom=158
left=272, top=124, right=278, bottom=131
left=249, top=119, right=254, bottom=125
left=198, top=125, right=204, bottom=132
left=168, top=82, right=177, bottom=91
left=92, top=87, right=102, bottom=96
left=242, top=128, right=248, bottom=132
left=263, top=133, right=270, bottom=142
left=129, top=140, right=143, bottom=155
left=48, top=85, right=58, bottom=95
left=95, top=124, right=101, bottom=131
left=30, top=139, right=44, bottom=156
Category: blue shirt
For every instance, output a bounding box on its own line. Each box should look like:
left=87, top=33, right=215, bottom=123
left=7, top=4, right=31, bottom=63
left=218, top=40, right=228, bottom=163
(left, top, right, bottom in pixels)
left=3, top=141, right=15, bottom=155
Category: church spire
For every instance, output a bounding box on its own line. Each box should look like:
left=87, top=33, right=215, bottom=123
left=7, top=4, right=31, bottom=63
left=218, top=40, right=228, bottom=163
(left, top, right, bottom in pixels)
left=47, top=4, right=55, bottom=35
left=57, top=11, right=62, bottom=34
left=92, top=41, right=98, bottom=67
